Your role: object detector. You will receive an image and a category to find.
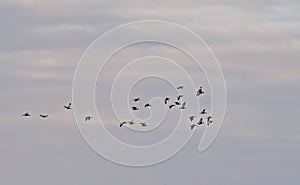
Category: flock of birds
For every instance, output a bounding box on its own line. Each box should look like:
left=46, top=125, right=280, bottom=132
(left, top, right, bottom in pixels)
left=21, top=86, right=213, bottom=130
left=118, top=85, right=213, bottom=130
left=21, top=102, right=93, bottom=122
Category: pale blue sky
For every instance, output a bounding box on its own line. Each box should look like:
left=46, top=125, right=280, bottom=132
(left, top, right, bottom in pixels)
left=0, top=0, right=300, bottom=184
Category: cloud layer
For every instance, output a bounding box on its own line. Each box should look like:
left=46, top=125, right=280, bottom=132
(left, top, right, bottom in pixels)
left=0, top=0, right=299, bottom=184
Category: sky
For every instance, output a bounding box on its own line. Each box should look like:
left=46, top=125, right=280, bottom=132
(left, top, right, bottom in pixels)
left=0, top=0, right=300, bottom=184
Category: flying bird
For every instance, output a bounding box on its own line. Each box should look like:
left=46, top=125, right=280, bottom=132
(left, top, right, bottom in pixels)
left=85, top=116, right=93, bottom=121
left=196, top=86, right=204, bottom=96
left=128, top=120, right=135, bottom=125
left=200, top=109, right=207, bottom=114
left=64, top=102, right=72, bottom=110
left=22, top=112, right=31, bottom=117
left=206, top=116, right=213, bottom=125
left=190, top=124, right=198, bottom=130
left=39, top=114, right=48, bottom=118
left=133, top=97, right=141, bottom=102
left=140, top=122, right=148, bottom=127
left=180, top=102, right=187, bottom=109
left=189, top=116, right=196, bottom=121
left=206, top=116, right=213, bottom=122
left=177, top=95, right=183, bottom=101
left=164, top=97, right=170, bottom=104
left=169, top=104, right=175, bottom=109
left=197, top=118, right=204, bottom=125
left=131, top=106, right=139, bottom=111
left=174, top=101, right=181, bottom=105
left=120, top=121, right=127, bottom=127
left=177, top=86, right=184, bottom=90
left=144, top=103, right=152, bottom=108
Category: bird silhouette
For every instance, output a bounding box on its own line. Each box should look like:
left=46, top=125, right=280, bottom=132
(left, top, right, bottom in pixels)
left=120, top=121, right=127, bottom=127
left=189, top=116, right=196, bottom=121
left=169, top=104, right=175, bottom=109
left=177, top=86, right=184, bottom=90
left=131, top=106, right=139, bottom=111
left=200, top=109, right=207, bottom=114
left=22, top=112, right=31, bottom=117
left=197, top=118, right=204, bottom=125
left=174, top=101, right=181, bottom=105
left=180, top=102, right=187, bottom=109
left=177, top=95, right=183, bottom=101
left=206, top=116, right=213, bottom=122
left=196, top=86, right=204, bottom=96
left=140, top=122, right=148, bottom=127
left=190, top=124, right=198, bottom=130
left=64, top=102, right=72, bottom=110
left=39, top=114, right=48, bottom=118
left=144, top=103, right=152, bottom=108
left=133, top=97, right=141, bottom=102
left=206, top=116, right=213, bottom=125
left=164, top=97, right=170, bottom=104
left=85, top=116, right=93, bottom=121
left=128, top=120, right=135, bottom=125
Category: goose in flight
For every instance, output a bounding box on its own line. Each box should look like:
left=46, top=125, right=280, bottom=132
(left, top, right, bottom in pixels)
left=206, top=116, right=213, bottom=122
left=22, top=112, right=31, bottom=117
left=200, top=109, right=207, bottom=114
left=144, top=103, right=152, bottom=108
left=177, top=95, right=183, bottom=101
left=64, top=102, right=72, bottom=110
left=190, top=124, right=198, bottom=130
left=131, top=106, right=139, bottom=111
left=197, top=118, right=204, bottom=125
left=180, top=102, right=187, bottom=109
left=177, top=86, right=184, bottom=90
left=85, top=116, right=93, bottom=121
left=39, top=114, right=48, bottom=118
left=174, top=101, right=181, bottom=105
left=120, top=121, right=127, bottom=127
left=189, top=116, right=196, bottom=121
left=164, top=97, right=170, bottom=104
left=140, top=122, right=148, bottom=127
left=196, top=86, right=204, bottom=96
left=169, top=104, right=175, bottom=109
left=128, top=120, right=135, bottom=125
left=133, top=97, right=141, bottom=102
left=206, top=116, right=213, bottom=125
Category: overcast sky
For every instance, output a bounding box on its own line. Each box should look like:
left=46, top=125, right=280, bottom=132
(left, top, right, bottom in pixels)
left=0, top=0, right=300, bottom=184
